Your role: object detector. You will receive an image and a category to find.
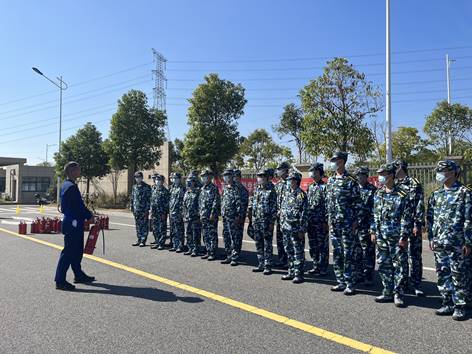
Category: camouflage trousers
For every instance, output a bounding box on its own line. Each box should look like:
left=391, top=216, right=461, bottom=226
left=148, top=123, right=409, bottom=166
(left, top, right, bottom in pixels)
left=276, top=218, right=287, bottom=264
left=133, top=211, right=149, bottom=242
left=151, top=213, right=167, bottom=246
left=330, top=221, right=356, bottom=287
left=353, top=227, right=376, bottom=282
left=466, top=254, right=472, bottom=304
left=185, top=219, right=201, bottom=253
left=223, top=218, right=242, bottom=261
left=283, top=229, right=306, bottom=276
left=405, top=234, right=423, bottom=289
left=169, top=217, right=184, bottom=249
left=202, top=219, right=218, bottom=256
left=376, top=234, right=408, bottom=296
left=253, top=222, right=273, bottom=268
left=307, top=221, right=329, bottom=272
left=435, top=246, right=468, bottom=307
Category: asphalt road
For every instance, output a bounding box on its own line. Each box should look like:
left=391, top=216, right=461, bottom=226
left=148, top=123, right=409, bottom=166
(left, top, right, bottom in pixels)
left=0, top=204, right=471, bottom=354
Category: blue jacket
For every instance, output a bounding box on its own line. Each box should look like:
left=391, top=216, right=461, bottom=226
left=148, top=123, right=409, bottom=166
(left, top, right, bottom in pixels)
left=60, top=179, right=93, bottom=234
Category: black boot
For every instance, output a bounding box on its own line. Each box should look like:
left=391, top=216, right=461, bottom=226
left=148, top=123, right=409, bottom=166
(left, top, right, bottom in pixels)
left=452, top=306, right=467, bottom=321
left=74, top=275, right=96, bottom=284
left=56, top=281, right=76, bottom=291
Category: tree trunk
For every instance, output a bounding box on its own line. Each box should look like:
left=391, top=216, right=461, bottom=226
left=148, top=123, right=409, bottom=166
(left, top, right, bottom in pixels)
left=86, top=178, right=90, bottom=205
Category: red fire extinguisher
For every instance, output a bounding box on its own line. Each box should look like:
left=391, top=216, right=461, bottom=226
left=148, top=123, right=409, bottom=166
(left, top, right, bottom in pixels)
left=18, top=221, right=27, bottom=235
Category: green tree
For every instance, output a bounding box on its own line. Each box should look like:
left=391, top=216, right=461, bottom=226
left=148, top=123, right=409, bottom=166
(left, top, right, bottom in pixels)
left=424, top=100, right=472, bottom=155
left=54, top=122, right=109, bottom=203
left=182, top=74, right=246, bottom=173
left=108, top=90, right=167, bottom=190
left=238, top=129, right=293, bottom=171
left=300, top=57, right=382, bottom=161
left=169, top=138, right=189, bottom=174
left=273, top=103, right=305, bottom=163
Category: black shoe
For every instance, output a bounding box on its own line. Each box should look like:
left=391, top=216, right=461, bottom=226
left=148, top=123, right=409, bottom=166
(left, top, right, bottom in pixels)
left=150, top=244, right=159, bottom=249
left=452, top=307, right=467, bottom=321
left=292, top=276, right=304, bottom=284
left=436, top=305, right=454, bottom=316
left=331, top=284, right=346, bottom=292
left=175, top=248, right=184, bottom=253
left=56, top=281, right=76, bottom=291
left=263, top=268, right=272, bottom=275
left=132, top=242, right=140, bottom=246
left=344, top=286, right=356, bottom=296
left=252, top=266, right=264, bottom=273
left=230, top=260, right=238, bottom=266
left=150, top=241, right=157, bottom=245
left=169, top=248, right=176, bottom=252
left=208, top=255, right=216, bottom=261
left=308, top=268, right=320, bottom=275
left=139, top=242, right=146, bottom=247
left=281, top=274, right=294, bottom=280
left=157, top=246, right=164, bottom=250
left=221, top=258, right=231, bottom=264
left=191, top=252, right=198, bottom=257
left=375, top=295, right=394, bottom=303
left=201, top=254, right=209, bottom=259
left=184, top=250, right=192, bottom=255
left=394, top=294, right=406, bottom=308
left=74, top=275, right=95, bottom=284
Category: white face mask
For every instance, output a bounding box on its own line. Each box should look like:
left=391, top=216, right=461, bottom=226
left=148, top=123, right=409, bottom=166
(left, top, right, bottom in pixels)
left=135, top=177, right=143, bottom=184
left=257, top=177, right=265, bottom=185
left=202, top=176, right=209, bottom=184
left=378, top=175, right=387, bottom=185
left=156, top=180, right=162, bottom=187
left=309, top=171, right=315, bottom=179
left=276, top=169, right=285, bottom=178
left=173, top=178, right=181, bottom=186
left=223, top=175, right=231, bottom=184
left=330, top=162, right=338, bottom=170
left=436, top=172, right=448, bottom=184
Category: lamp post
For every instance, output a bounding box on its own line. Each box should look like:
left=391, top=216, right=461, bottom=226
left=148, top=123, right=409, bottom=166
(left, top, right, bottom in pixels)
left=385, top=0, right=392, bottom=163
left=32, top=67, right=68, bottom=204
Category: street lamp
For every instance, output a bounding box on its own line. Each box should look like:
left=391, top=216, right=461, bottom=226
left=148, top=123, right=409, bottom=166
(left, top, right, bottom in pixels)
left=32, top=67, right=68, bottom=205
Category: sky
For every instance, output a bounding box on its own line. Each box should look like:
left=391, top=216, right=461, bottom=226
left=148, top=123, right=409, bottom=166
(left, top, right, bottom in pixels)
left=1, top=0, right=472, bottom=165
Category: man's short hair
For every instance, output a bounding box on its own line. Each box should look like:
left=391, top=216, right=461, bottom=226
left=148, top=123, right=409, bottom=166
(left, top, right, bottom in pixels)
left=64, top=161, right=79, bottom=176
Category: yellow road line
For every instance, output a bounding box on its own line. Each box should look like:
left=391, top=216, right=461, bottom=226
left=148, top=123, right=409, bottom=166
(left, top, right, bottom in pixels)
left=0, top=226, right=395, bottom=354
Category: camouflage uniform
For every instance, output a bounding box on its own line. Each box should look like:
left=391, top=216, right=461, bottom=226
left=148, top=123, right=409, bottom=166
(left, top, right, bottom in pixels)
left=307, top=180, right=329, bottom=273
left=251, top=173, right=278, bottom=270
left=274, top=162, right=290, bottom=265
left=150, top=179, right=169, bottom=247
left=221, top=170, right=243, bottom=261
left=355, top=180, right=377, bottom=282
left=183, top=183, right=201, bottom=254
left=199, top=173, right=221, bottom=257
left=372, top=184, right=411, bottom=297
left=326, top=168, right=361, bottom=289
left=169, top=177, right=185, bottom=250
left=281, top=172, right=308, bottom=279
left=131, top=178, right=152, bottom=243
left=396, top=172, right=425, bottom=290
left=427, top=180, right=472, bottom=309
left=234, top=170, right=249, bottom=253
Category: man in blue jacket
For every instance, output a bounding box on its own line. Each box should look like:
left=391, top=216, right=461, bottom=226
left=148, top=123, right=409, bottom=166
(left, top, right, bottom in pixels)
left=54, top=162, right=95, bottom=291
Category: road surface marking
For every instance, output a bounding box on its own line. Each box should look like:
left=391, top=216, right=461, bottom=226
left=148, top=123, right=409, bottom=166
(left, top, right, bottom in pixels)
left=0, top=226, right=394, bottom=354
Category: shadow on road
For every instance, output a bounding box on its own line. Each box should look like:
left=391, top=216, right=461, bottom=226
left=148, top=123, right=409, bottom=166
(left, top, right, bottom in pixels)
left=74, top=282, right=204, bottom=304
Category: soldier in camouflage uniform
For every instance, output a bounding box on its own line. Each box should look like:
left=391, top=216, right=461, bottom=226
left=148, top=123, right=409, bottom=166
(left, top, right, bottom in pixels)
left=233, top=169, right=249, bottom=256
left=372, top=164, right=411, bottom=307
left=221, top=169, right=243, bottom=265
left=326, top=152, right=361, bottom=295
left=274, top=162, right=290, bottom=267
left=427, top=160, right=472, bottom=321
left=169, top=172, right=185, bottom=252
left=183, top=174, right=201, bottom=257
left=249, top=169, right=277, bottom=275
left=199, top=169, right=221, bottom=261
left=306, top=162, right=329, bottom=276
left=130, top=171, right=152, bottom=247
left=281, top=171, right=308, bottom=284
left=150, top=173, right=170, bottom=250
left=354, top=167, right=377, bottom=285
left=394, top=159, right=425, bottom=296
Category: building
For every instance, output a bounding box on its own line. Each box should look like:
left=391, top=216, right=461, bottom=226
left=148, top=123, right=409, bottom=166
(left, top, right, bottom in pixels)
left=0, top=157, right=55, bottom=204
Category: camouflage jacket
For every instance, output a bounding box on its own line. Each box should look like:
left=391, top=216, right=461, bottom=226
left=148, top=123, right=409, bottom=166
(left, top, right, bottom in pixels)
left=236, top=181, right=249, bottom=219
left=183, top=187, right=200, bottom=221
left=198, top=182, right=221, bottom=221
left=427, top=181, right=472, bottom=248
left=131, top=182, right=151, bottom=214
left=326, top=171, right=361, bottom=224
left=169, top=185, right=185, bottom=219
left=372, top=185, right=412, bottom=241
left=396, top=176, right=425, bottom=229
left=221, top=184, right=242, bottom=220
left=251, top=183, right=277, bottom=225
left=274, top=179, right=288, bottom=217
left=307, top=181, right=327, bottom=224
left=358, top=183, right=377, bottom=229
left=280, top=187, right=308, bottom=233
left=150, top=185, right=169, bottom=215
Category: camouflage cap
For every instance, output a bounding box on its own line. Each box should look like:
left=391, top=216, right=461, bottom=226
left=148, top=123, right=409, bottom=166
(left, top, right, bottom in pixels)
left=186, top=174, right=197, bottom=181
left=222, top=168, right=234, bottom=176
left=436, top=160, right=459, bottom=172
left=309, top=162, right=324, bottom=172
left=200, top=169, right=214, bottom=177
left=134, top=171, right=143, bottom=178
left=151, top=172, right=160, bottom=179
left=287, top=170, right=302, bottom=181
left=393, top=159, right=408, bottom=170
left=276, top=161, right=290, bottom=170
left=233, top=169, right=242, bottom=177
left=330, top=151, right=348, bottom=162
left=266, top=168, right=275, bottom=178
left=171, top=172, right=182, bottom=179
left=376, top=163, right=396, bottom=174
left=355, top=166, right=370, bottom=176
left=256, top=170, right=269, bottom=177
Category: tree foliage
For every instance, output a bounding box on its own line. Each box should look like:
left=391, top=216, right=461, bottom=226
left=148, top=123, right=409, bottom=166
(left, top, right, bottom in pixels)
left=300, top=57, right=382, bottom=161
left=273, top=103, right=305, bottom=163
left=182, top=74, right=246, bottom=173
